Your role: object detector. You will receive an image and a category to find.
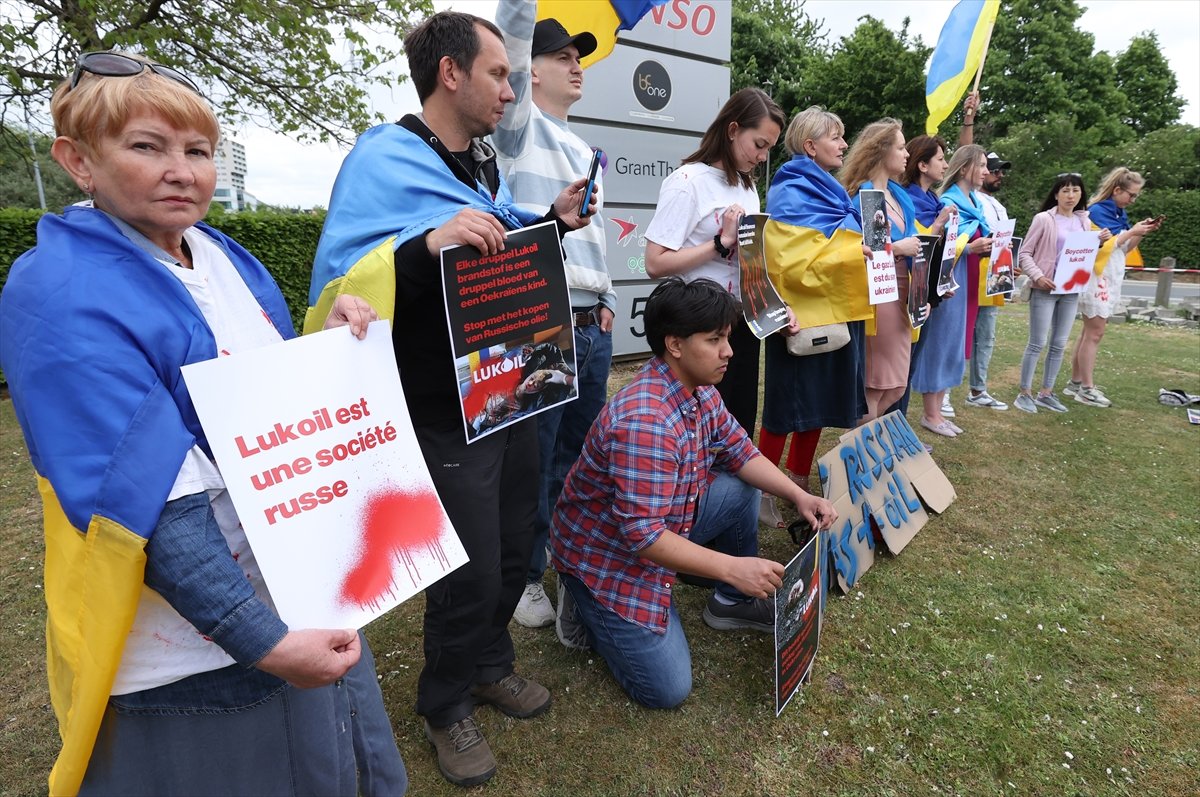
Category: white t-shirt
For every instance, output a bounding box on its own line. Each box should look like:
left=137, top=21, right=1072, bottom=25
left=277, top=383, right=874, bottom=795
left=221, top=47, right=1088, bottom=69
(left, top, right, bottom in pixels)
left=112, top=227, right=285, bottom=695
left=644, top=162, right=760, bottom=295
left=977, top=191, right=1010, bottom=228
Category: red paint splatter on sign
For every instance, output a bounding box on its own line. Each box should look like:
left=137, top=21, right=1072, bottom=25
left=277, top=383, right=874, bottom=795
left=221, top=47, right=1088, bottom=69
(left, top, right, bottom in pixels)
left=339, top=487, right=450, bottom=610
left=1061, top=268, right=1091, bottom=291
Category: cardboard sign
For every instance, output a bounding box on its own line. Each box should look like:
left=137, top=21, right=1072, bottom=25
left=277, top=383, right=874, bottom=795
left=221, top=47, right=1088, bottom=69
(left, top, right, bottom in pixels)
left=440, top=221, right=578, bottom=443
left=985, top=219, right=1017, bottom=297
left=182, top=322, right=469, bottom=629
left=1053, top=230, right=1101, bottom=294
left=816, top=411, right=956, bottom=593
left=860, top=190, right=899, bottom=305
left=737, top=213, right=791, bottom=338
left=775, top=532, right=822, bottom=716
left=937, top=216, right=960, bottom=296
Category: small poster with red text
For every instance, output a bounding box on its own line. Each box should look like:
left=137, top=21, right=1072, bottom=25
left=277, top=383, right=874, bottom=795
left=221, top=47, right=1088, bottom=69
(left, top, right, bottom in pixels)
left=1052, top=230, right=1101, bottom=294
left=860, top=190, right=899, bottom=305
left=441, top=221, right=578, bottom=443
left=181, top=322, right=468, bottom=629
left=775, top=532, right=822, bottom=716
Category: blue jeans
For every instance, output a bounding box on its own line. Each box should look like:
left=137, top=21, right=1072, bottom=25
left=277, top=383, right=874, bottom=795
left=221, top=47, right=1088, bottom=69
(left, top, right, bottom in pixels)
left=969, top=305, right=998, bottom=392
left=562, top=472, right=759, bottom=709
left=527, top=322, right=612, bottom=583
left=1020, top=290, right=1079, bottom=392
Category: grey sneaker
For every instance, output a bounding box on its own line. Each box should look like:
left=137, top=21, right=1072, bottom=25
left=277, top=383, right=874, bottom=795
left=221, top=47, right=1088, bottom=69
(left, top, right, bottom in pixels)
left=965, top=390, right=1009, bottom=410
left=471, top=672, right=551, bottom=719
left=702, top=593, right=774, bottom=633
left=1062, top=380, right=1082, bottom=397
left=513, top=582, right=555, bottom=628
left=1074, top=386, right=1112, bottom=407
left=424, top=717, right=496, bottom=787
left=941, top=394, right=956, bottom=417
left=1035, top=393, right=1069, bottom=413
left=1013, top=393, right=1038, bottom=414
left=555, top=575, right=589, bottom=651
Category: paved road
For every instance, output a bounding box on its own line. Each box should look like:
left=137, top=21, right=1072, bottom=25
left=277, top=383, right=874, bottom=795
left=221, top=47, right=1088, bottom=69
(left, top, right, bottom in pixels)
left=1121, top=278, right=1200, bottom=304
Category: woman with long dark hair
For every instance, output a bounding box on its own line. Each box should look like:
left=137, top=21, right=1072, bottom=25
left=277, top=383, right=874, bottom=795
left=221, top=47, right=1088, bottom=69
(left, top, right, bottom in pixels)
left=1013, top=173, right=1112, bottom=413
left=644, top=87, right=787, bottom=441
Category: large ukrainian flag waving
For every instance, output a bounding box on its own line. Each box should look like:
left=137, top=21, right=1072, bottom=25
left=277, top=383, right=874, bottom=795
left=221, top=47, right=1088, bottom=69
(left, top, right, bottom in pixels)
left=537, top=0, right=670, bottom=67
left=925, top=0, right=1000, bottom=135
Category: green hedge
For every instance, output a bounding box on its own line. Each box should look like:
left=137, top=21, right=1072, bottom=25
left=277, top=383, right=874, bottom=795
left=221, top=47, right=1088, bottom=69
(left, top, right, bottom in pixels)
left=1126, top=190, right=1200, bottom=269
left=0, top=209, right=326, bottom=332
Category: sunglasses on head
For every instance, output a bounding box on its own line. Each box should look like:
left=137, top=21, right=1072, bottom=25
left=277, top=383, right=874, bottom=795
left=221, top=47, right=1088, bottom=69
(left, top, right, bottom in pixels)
left=1056, top=172, right=1082, bottom=179
left=70, top=51, right=200, bottom=94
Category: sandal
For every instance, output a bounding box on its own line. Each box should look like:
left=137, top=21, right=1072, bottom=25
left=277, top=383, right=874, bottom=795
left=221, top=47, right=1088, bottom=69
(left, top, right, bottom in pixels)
left=759, top=494, right=786, bottom=529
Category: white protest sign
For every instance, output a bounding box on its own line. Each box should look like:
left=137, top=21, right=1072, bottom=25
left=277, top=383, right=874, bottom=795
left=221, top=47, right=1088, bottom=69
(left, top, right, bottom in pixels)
left=182, top=321, right=467, bottom=629
left=860, top=189, right=899, bottom=305
left=937, top=216, right=960, bottom=296
left=1052, top=230, right=1101, bottom=294
left=985, top=219, right=1017, bottom=297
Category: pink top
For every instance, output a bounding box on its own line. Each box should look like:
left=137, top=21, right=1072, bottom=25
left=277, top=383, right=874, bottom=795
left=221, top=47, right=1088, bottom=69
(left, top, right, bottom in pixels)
left=1018, top=209, right=1093, bottom=283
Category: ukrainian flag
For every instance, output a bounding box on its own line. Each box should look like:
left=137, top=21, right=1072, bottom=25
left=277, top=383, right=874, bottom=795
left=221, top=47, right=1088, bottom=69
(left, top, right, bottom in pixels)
left=925, top=0, right=1000, bottom=135
left=537, top=0, right=670, bottom=68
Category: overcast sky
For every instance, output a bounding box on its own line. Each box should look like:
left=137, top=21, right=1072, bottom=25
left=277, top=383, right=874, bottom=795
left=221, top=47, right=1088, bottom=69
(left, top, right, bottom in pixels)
left=237, top=0, right=1200, bottom=209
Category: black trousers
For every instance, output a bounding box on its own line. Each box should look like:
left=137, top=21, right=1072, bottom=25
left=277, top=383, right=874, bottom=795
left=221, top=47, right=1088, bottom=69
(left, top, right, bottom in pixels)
left=413, top=419, right=539, bottom=727
left=716, top=318, right=762, bottom=438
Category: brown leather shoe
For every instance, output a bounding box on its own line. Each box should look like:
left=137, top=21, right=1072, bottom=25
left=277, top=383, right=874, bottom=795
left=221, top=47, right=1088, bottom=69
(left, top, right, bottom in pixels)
left=424, top=716, right=497, bottom=787
left=471, top=673, right=551, bottom=718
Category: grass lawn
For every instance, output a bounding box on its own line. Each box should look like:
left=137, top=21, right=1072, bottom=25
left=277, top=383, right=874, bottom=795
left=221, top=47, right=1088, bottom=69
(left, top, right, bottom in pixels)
left=1, top=306, right=1197, bottom=797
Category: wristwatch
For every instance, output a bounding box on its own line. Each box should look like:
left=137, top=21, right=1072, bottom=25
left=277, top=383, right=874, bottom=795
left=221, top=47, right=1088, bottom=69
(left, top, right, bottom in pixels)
left=713, top=233, right=731, bottom=258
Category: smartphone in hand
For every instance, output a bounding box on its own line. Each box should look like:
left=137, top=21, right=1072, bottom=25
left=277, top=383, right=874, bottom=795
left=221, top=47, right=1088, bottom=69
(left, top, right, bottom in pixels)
left=579, top=149, right=603, bottom=218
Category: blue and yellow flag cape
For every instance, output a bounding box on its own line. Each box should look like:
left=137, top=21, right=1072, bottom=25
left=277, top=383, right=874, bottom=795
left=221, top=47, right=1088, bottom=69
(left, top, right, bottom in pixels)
left=537, top=0, right=671, bottom=68
left=926, top=0, right=1000, bottom=134
left=1088, top=198, right=1134, bottom=272
left=940, top=184, right=1009, bottom=308
left=0, top=207, right=293, bottom=795
left=765, top=155, right=870, bottom=328
left=306, top=123, right=539, bottom=334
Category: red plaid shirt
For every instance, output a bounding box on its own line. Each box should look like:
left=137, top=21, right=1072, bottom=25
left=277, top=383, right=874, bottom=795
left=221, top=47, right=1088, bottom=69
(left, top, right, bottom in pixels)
left=550, top=357, right=757, bottom=632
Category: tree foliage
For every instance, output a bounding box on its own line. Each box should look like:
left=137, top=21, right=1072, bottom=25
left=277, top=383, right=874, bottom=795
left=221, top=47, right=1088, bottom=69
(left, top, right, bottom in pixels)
left=0, top=126, right=83, bottom=210
left=0, top=0, right=432, bottom=144
left=1115, top=33, right=1185, bottom=136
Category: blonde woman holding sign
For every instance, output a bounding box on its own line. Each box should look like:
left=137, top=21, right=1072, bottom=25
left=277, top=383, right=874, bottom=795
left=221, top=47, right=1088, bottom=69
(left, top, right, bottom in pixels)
left=1014, top=173, right=1112, bottom=414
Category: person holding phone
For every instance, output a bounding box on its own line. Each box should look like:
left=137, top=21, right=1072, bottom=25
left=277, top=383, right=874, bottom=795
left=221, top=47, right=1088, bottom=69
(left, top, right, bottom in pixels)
left=491, top=1, right=617, bottom=631
left=1065, top=167, right=1161, bottom=406
left=644, top=87, right=788, bottom=442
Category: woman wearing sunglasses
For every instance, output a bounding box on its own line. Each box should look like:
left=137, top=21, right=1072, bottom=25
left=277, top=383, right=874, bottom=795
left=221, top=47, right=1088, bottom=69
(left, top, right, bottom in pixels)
left=0, top=52, right=406, bottom=795
left=1012, top=172, right=1112, bottom=414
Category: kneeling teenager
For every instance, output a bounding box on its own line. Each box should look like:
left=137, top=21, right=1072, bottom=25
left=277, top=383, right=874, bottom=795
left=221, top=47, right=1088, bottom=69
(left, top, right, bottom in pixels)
left=550, top=278, right=837, bottom=708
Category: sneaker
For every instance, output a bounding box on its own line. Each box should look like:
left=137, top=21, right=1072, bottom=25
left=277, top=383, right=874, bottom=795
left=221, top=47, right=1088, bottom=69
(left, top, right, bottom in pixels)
left=702, top=593, right=774, bottom=633
left=1062, top=380, right=1082, bottom=397
left=424, top=717, right=497, bottom=787
left=1074, top=386, right=1112, bottom=407
left=555, top=575, right=589, bottom=652
left=1034, top=393, right=1069, bottom=413
left=513, top=582, right=555, bottom=628
left=471, top=673, right=551, bottom=719
left=941, top=394, right=956, bottom=417
left=965, top=390, right=1009, bottom=411
left=1013, top=393, right=1038, bottom=414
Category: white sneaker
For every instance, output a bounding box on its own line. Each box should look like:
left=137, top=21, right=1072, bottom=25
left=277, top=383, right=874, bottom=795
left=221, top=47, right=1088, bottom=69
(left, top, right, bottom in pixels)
left=941, top=394, right=955, bottom=417
left=513, top=582, right=555, bottom=628
left=965, top=390, right=1009, bottom=411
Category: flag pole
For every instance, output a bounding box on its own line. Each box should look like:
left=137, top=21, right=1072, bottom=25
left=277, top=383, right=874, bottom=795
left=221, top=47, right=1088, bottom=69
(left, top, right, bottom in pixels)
left=971, top=16, right=997, bottom=94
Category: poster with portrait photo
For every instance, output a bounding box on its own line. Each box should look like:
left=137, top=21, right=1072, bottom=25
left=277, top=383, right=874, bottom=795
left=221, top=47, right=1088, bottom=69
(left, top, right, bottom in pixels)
left=775, top=532, right=822, bottom=716
left=441, top=221, right=578, bottom=443
left=936, top=215, right=960, bottom=296
left=736, top=213, right=791, bottom=339
left=909, top=235, right=937, bottom=329
left=860, top=190, right=898, bottom=305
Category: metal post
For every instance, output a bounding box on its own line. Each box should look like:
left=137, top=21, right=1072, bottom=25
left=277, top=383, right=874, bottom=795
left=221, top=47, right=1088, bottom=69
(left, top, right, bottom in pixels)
left=24, top=108, right=47, bottom=210
left=1154, top=256, right=1175, bottom=309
